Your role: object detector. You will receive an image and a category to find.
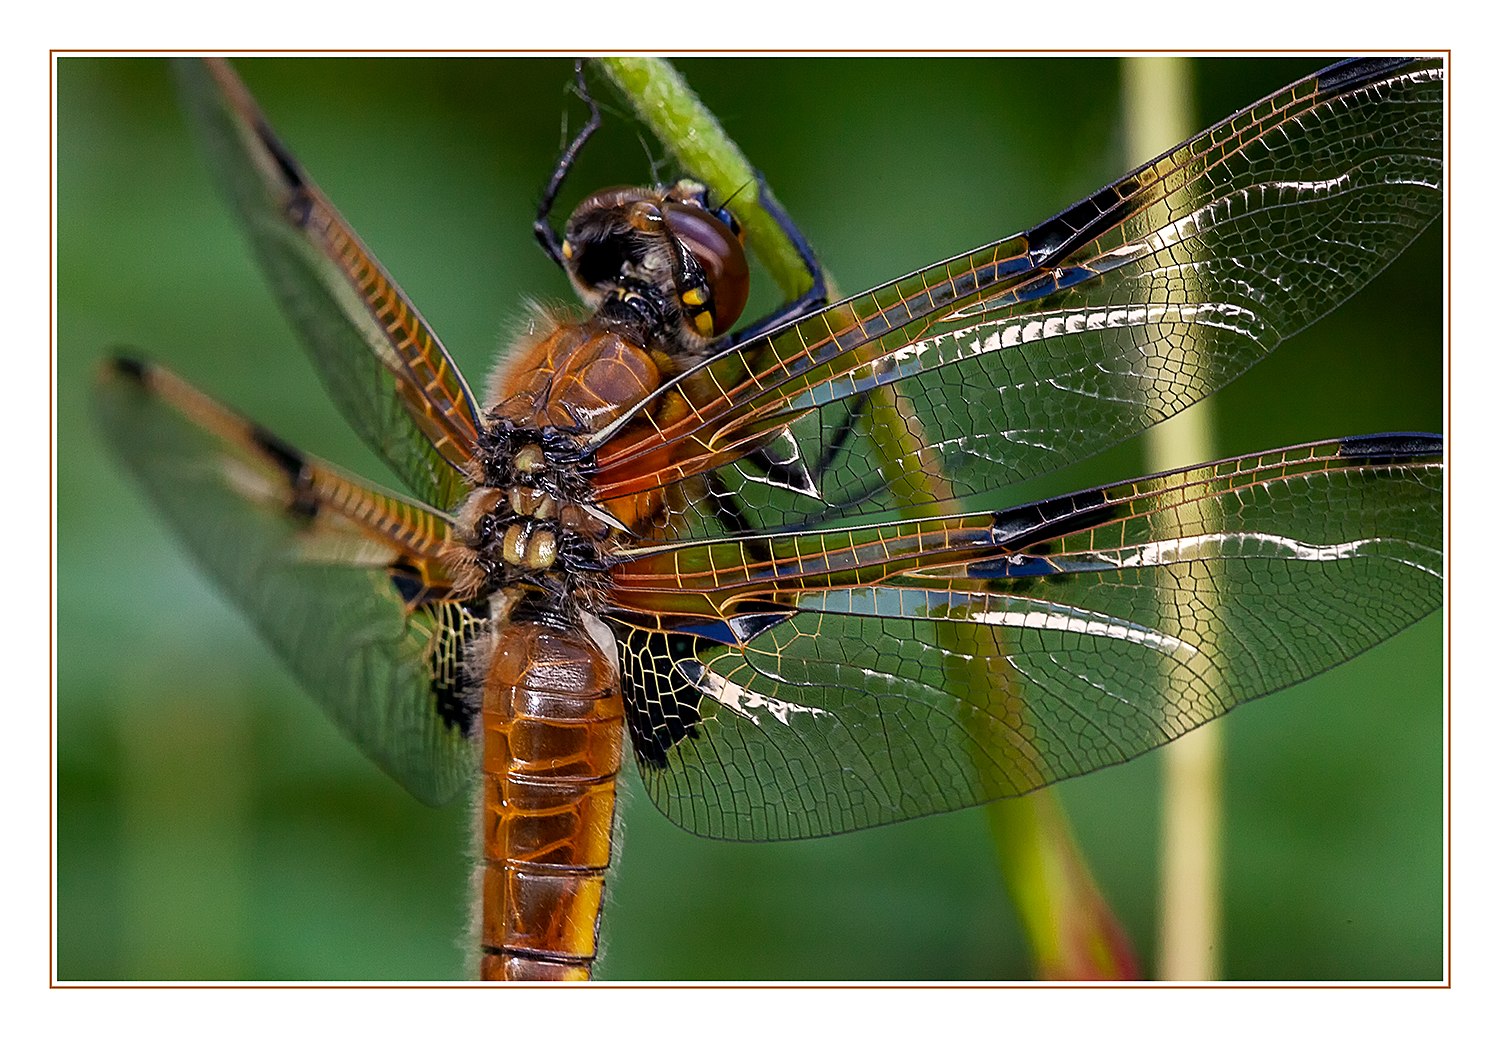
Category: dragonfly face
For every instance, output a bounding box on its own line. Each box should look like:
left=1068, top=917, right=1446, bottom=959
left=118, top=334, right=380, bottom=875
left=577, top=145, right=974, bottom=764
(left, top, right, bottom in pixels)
left=61, top=58, right=1440, bottom=984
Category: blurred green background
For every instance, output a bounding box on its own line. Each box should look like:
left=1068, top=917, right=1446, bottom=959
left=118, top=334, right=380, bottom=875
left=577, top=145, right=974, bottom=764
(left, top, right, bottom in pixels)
left=56, top=57, right=1443, bottom=981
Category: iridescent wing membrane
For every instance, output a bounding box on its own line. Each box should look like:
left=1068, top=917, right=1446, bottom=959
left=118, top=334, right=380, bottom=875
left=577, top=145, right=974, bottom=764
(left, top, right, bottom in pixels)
left=592, top=57, right=1444, bottom=539
left=594, top=56, right=1444, bottom=838
left=94, top=357, right=482, bottom=805
left=97, top=58, right=495, bottom=806
left=174, top=58, right=482, bottom=513
left=608, top=434, right=1442, bottom=838
left=95, top=58, right=1443, bottom=838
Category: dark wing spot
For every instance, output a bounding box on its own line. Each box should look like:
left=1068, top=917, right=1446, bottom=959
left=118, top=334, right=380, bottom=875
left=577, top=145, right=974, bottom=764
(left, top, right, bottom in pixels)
left=1317, top=56, right=1414, bottom=94
left=108, top=353, right=149, bottom=383
left=989, top=486, right=1115, bottom=548
left=387, top=562, right=429, bottom=606
left=247, top=425, right=319, bottom=518
left=255, top=117, right=306, bottom=191
left=1337, top=432, right=1443, bottom=460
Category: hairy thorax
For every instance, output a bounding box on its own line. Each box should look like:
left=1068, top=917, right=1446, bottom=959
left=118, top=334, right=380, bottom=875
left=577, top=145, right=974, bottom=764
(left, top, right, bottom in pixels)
left=445, top=309, right=677, bottom=610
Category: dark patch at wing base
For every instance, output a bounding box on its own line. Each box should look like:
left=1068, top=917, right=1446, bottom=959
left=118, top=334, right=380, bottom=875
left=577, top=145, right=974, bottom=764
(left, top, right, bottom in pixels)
left=616, top=627, right=707, bottom=768
left=421, top=599, right=488, bottom=737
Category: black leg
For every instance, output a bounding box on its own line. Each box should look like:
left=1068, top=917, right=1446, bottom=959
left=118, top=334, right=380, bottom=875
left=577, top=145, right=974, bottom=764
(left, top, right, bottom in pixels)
left=534, top=60, right=602, bottom=270
left=811, top=391, right=867, bottom=479
left=723, top=173, right=828, bottom=350
left=705, top=391, right=873, bottom=539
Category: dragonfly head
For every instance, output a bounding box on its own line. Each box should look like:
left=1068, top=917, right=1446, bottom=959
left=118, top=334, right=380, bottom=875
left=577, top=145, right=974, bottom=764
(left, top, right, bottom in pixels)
left=559, top=180, right=750, bottom=354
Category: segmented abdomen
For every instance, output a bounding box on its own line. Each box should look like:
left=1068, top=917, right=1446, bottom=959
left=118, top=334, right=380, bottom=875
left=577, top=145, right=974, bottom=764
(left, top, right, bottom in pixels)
left=478, top=619, right=623, bottom=981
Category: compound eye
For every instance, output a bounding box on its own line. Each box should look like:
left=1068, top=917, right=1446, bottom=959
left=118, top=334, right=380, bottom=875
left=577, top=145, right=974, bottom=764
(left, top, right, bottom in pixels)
left=662, top=202, right=750, bottom=337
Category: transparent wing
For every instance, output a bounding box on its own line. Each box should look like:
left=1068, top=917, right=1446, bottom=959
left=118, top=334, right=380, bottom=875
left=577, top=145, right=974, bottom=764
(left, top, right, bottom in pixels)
left=175, top=58, right=482, bottom=511
left=606, top=435, right=1443, bottom=839
left=592, top=57, right=1444, bottom=540
left=93, top=356, right=481, bottom=806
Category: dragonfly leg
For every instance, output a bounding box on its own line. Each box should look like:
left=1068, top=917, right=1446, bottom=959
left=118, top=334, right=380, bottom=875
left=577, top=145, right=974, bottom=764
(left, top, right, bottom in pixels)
left=712, top=392, right=871, bottom=535
left=722, top=176, right=827, bottom=350
left=535, top=61, right=826, bottom=347
left=534, top=61, right=601, bottom=270
left=809, top=391, right=867, bottom=481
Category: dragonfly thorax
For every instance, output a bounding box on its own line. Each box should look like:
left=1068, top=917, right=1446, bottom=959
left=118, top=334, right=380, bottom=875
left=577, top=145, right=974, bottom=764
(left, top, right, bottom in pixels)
left=450, top=417, right=618, bottom=605
left=467, top=294, right=707, bottom=602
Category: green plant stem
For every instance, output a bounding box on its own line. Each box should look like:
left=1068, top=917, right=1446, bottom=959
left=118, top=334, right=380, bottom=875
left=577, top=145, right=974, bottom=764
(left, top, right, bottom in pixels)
left=594, top=58, right=816, bottom=301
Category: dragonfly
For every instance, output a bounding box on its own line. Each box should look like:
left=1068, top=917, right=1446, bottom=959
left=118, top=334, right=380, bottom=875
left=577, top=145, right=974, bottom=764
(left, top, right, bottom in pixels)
left=90, top=56, right=1444, bottom=980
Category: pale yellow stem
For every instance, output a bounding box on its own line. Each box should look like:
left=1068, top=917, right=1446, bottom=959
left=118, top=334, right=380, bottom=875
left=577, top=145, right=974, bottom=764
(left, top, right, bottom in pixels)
left=1122, top=55, right=1224, bottom=982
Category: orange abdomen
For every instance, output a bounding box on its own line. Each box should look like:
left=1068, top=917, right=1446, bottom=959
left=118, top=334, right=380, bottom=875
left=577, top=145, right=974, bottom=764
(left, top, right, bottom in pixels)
left=478, top=619, right=624, bottom=981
